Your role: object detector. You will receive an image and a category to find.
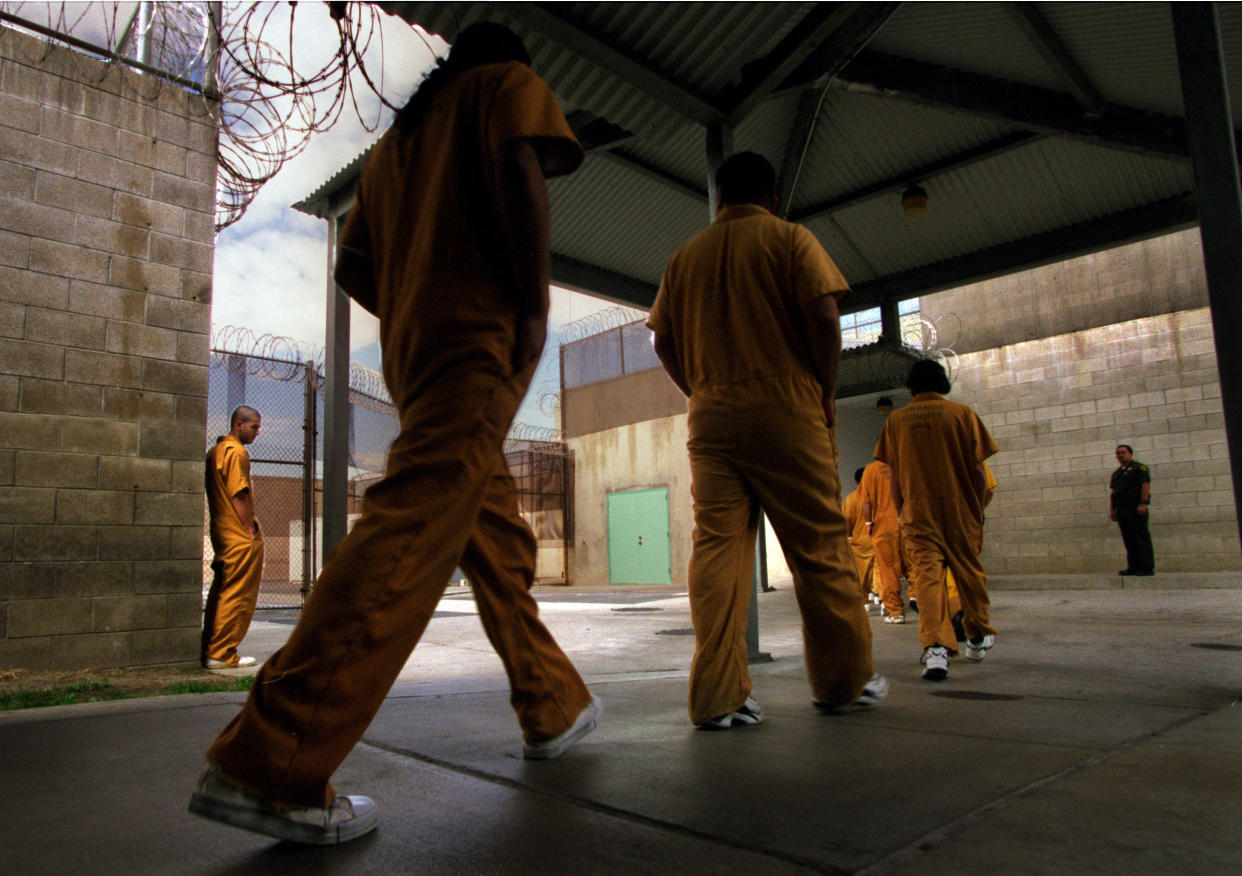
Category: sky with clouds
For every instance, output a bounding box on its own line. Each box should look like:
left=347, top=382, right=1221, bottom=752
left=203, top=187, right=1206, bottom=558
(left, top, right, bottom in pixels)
left=204, top=3, right=636, bottom=429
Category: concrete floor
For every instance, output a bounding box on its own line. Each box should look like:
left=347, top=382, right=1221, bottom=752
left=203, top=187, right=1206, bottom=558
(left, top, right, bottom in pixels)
left=2, top=575, right=1240, bottom=874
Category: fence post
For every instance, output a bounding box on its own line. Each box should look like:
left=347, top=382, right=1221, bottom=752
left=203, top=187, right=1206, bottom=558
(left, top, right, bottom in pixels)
left=301, top=361, right=317, bottom=601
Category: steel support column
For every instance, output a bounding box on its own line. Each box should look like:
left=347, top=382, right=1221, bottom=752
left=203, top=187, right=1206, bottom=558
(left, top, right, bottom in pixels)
left=1172, top=3, right=1242, bottom=551
left=705, top=123, right=733, bottom=219
left=322, top=212, right=350, bottom=560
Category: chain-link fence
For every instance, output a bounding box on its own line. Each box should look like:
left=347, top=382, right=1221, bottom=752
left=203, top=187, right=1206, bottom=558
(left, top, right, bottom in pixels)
left=205, top=329, right=571, bottom=609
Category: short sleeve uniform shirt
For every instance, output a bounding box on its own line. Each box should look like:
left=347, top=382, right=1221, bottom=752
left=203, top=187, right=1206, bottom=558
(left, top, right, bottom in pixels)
left=206, top=436, right=253, bottom=549
left=646, top=205, right=850, bottom=409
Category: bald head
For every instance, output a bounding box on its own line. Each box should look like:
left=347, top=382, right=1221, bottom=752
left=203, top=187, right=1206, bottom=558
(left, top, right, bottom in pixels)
left=229, top=406, right=261, bottom=445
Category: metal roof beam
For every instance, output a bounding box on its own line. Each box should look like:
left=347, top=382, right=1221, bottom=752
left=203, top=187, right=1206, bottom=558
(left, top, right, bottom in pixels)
left=505, top=2, right=728, bottom=126
left=1005, top=3, right=1105, bottom=116
left=832, top=51, right=1192, bottom=160
left=596, top=149, right=707, bottom=204
left=791, top=131, right=1043, bottom=224
left=721, top=3, right=898, bottom=125
left=550, top=253, right=659, bottom=309
left=845, top=192, right=1198, bottom=311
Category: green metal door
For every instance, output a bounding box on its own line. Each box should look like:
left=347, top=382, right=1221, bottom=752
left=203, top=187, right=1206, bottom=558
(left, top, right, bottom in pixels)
left=607, top=487, right=671, bottom=585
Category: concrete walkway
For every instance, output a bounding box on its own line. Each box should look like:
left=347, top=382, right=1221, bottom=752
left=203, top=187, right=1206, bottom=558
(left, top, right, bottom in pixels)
left=3, top=574, right=1240, bottom=874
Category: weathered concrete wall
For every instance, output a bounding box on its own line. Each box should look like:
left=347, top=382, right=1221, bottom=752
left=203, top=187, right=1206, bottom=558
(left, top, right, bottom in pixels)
left=563, top=366, right=686, bottom=439
left=568, top=414, right=692, bottom=588
left=921, top=228, right=1208, bottom=354
left=0, top=28, right=217, bottom=668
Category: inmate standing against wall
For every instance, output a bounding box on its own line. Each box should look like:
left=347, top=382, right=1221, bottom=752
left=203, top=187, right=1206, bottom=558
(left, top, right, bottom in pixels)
left=1110, top=444, right=1154, bottom=576
left=202, top=405, right=264, bottom=669
left=649, top=152, right=885, bottom=728
left=859, top=460, right=904, bottom=624
left=874, top=359, right=999, bottom=681
left=190, top=23, right=598, bottom=846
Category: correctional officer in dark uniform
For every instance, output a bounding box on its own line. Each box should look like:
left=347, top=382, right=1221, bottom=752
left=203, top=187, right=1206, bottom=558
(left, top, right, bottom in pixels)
left=1109, top=444, right=1154, bottom=576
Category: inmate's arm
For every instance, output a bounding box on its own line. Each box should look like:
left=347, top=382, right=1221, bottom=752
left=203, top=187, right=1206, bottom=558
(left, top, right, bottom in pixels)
left=801, top=293, right=843, bottom=428
left=889, top=465, right=903, bottom=516
left=653, top=332, right=691, bottom=397
left=495, top=138, right=552, bottom=373
left=334, top=247, right=377, bottom=316
left=974, top=462, right=989, bottom=507
left=230, top=488, right=258, bottom=538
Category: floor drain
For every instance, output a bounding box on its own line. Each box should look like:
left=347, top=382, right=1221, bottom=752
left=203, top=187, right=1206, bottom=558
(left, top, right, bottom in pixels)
left=612, top=606, right=663, bottom=612
left=930, top=691, right=1023, bottom=701
left=656, top=628, right=695, bottom=636
left=1191, top=643, right=1242, bottom=652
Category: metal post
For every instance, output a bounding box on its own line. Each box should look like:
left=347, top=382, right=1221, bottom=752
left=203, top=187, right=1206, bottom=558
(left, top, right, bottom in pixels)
left=136, top=1, right=152, bottom=67
left=1171, top=3, right=1242, bottom=551
left=879, top=297, right=901, bottom=346
left=705, top=123, right=734, bottom=219
left=747, top=523, right=772, bottom=664
left=204, top=2, right=221, bottom=98
left=322, top=212, right=351, bottom=559
left=301, top=361, right=316, bottom=601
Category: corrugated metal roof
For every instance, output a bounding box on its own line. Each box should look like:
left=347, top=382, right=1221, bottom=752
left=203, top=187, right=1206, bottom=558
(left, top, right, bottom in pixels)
left=302, top=2, right=1222, bottom=312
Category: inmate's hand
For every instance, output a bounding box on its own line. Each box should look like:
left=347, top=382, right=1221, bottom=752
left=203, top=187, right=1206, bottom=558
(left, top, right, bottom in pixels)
left=513, top=312, right=547, bottom=373
left=822, top=394, right=837, bottom=429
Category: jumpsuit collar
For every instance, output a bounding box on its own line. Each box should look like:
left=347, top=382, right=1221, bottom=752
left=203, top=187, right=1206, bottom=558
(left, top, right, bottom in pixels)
left=714, top=203, right=773, bottom=224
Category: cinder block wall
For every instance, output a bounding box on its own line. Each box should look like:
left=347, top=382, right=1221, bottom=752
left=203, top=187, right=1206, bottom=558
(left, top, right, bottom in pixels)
left=954, top=306, right=1237, bottom=574
left=0, top=28, right=217, bottom=668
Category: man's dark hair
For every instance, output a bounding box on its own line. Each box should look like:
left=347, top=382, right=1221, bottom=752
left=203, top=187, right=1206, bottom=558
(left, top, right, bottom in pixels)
left=715, top=152, right=777, bottom=207
left=230, top=405, right=260, bottom=427
left=396, top=22, right=531, bottom=135
left=854, top=467, right=865, bottom=484
left=906, top=359, right=952, bottom=395
left=1116, top=444, right=1134, bottom=454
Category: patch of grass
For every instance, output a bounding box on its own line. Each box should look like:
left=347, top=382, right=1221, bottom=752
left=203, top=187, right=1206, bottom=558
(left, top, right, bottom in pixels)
left=165, top=676, right=255, bottom=696
left=0, top=673, right=255, bottom=711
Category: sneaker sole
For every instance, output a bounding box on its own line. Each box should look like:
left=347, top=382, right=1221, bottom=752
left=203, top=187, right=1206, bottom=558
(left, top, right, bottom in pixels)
left=697, top=712, right=763, bottom=730
left=523, top=696, right=602, bottom=759
left=188, top=793, right=377, bottom=845
left=921, top=667, right=948, bottom=681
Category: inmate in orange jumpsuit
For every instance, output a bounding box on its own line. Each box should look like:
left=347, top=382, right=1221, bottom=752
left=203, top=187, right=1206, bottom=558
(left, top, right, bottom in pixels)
left=648, top=203, right=874, bottom=723
left=203, top=435, right=264, bottom=667
left=875, top=392, right=998, bottom=655
left=842, top=486, right=874, bottom=600
left=859, top=461, right=903, bottom=619
left=205, top=61, right=592, bottom=808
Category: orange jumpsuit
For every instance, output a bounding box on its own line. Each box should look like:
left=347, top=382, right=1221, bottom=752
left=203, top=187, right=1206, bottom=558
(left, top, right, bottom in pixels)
left=874, top=392, right=998, bottom=654
left=648, top=204, right=874, bottom=722
left=859, top=461, right=903, bottom=618
left=945, top=460, right=996, bottom=615
left=202, top=435, right=264, bottom=667
left=842, top=487, right=874, bottom=599
left=205, top=62, right=591, bottom=808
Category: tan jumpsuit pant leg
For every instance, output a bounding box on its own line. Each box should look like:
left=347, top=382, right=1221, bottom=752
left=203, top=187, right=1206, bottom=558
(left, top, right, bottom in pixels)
left=871, top=527, right=903, bottom=617
left=903, top=498, right=995, bottom=655
left=206, top=363, right=590, bottom=808
left=686, top=401, right=874, bottom=723
left=202, top=535, right=264, bottom=666
left=850, top=541, right=874, bottom=601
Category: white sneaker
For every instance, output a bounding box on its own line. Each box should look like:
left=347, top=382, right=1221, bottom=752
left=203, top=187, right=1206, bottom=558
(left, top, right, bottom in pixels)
left=921, top=645, right=949, bottom=681
left=188, top=767, right=376, bottom=845
left=814, top=673, right=889, bottom=714
left=204, top=656, right=256, bottom=669
left=883, top=614, right=905, bottom=624
left=964, top=634, right=996, bottom=662
left=696, top=694, right=763, bottom=730
left=523, top=695, right=602, bottom=759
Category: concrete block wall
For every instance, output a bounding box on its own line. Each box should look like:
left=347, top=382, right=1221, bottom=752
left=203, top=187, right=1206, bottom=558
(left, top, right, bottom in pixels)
left=955, top=306, right=1238, bottom=574
left=0, top=27, right=217, bottom=668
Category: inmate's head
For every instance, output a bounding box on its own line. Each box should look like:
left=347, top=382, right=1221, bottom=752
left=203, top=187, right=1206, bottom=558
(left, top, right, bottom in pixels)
left=396, top=22, right=530, bottom=135
left=715, top=152, right=778, bottom=211
left=854, top=467, right=866, bottom=485
left=906, top=359, right=952, bottom=395
left=445, top=21, right=531, bottom=69
left=230, top=405, right=261, bottom=445
left=1115, top=444, right=1134, bottom=465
